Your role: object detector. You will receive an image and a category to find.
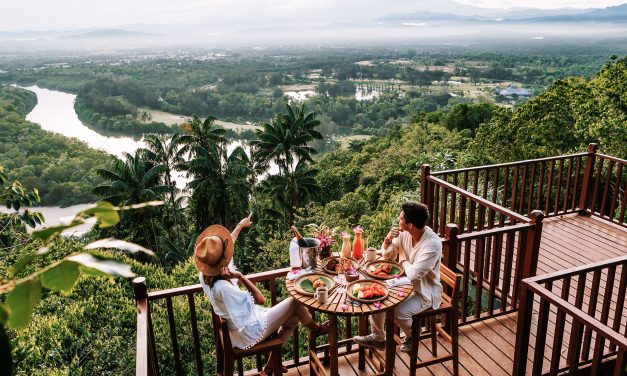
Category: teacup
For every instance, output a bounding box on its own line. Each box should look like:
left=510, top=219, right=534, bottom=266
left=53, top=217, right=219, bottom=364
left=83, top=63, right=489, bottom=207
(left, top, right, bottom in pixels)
left=314, top=286, right=328, bottom=304
left=366, top=247, right=378, bottom=261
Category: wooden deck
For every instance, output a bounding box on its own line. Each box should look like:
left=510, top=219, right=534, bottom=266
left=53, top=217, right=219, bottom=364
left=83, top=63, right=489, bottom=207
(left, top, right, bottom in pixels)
left=279, top=214, right=626, bottom=376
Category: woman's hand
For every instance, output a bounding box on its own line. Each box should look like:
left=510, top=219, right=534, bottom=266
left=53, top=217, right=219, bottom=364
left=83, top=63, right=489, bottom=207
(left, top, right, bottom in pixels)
left=221, top=266, right=243, bottom=280
left=238, top=213, right=253, bottom=228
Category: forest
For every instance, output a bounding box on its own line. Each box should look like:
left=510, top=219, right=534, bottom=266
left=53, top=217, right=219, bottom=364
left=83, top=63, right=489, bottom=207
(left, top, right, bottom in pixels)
left=0, top=51, right=625, bottom=375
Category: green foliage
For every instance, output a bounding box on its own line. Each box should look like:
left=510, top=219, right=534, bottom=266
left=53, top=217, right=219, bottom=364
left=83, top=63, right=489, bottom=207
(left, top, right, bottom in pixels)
left=0, top=85, right=108, bottom=206
left=469, top=57, right=627, bottom=162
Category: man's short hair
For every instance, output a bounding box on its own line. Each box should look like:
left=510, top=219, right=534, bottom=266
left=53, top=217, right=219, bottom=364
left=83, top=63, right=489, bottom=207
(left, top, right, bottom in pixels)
left=402, top=201, right=429, bottom=229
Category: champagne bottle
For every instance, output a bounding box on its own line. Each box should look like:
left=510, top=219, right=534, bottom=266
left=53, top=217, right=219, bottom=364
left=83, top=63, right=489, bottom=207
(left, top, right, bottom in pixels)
left=291, top=225, right=309, bottom=247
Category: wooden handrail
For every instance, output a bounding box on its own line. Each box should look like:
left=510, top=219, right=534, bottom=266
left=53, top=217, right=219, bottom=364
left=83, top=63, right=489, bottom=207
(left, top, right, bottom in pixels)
left=597, top=153, right=627, bottom=164
left=524, top=255, right=627, bottom=284
left=147, top=268, right=291, bottom=300
left=428, top=175, right=530, bottom=223
left=456, top=222, right=533, bottom=241
left=525, top=282, right=627, bottom=350
left=513, top=255, right=627, bottom=376
left=431, top=152, right=589, bottom=176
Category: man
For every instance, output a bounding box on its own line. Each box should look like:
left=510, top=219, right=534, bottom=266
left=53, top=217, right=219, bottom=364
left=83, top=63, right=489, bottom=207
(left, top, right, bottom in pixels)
left=353, top=201, right=443, bottom=353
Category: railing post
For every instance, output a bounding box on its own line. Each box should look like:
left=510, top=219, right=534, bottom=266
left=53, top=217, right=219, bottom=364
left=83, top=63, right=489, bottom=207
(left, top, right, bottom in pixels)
left=522, top=210, right=544, bottom=280
left=421, top=164, right=433, bottom=226
left=512, top=281, right=534, bottom=376
left=133, top=277, right=158, bottom=376
left=443, top=224, right=459, bottom=273
left=578, top=143, right=598, bottom=215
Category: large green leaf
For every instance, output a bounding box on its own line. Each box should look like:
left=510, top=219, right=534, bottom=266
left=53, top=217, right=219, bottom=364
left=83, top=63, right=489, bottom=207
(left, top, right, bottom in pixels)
left=32, top=221, right=84, bottom=243
left=84, top=238, right=155, bottom=256
left=6, top=279, right=41, bottom=329
left=79, top=201, right=120, bottom=228
left=41, top=261, right=80, bottom=292
left=67, top=253, right=135, bottom=278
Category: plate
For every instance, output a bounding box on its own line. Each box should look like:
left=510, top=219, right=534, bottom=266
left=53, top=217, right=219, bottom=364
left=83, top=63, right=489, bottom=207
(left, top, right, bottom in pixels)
left=363, top=260, right=404, bottom=280
left=346, top=279, right=389, bottom=303
left=321, top=256, right=359, bottom=275
left=293, top=273, right=336, bottom=296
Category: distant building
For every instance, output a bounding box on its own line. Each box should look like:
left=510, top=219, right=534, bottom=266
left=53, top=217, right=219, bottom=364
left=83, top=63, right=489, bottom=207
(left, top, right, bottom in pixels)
left=496, top=85, right=532, bottom=99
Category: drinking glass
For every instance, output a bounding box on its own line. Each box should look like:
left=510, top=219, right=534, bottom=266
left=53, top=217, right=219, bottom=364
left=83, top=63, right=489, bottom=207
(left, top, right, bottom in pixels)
left=336, top=263, right=346, bottom=293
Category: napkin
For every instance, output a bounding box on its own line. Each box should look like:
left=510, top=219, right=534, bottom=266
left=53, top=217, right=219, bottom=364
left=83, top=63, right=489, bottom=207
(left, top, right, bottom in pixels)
left=288, top=238, right=301, bottom=268
left=386, top=276, right=412, bottom=287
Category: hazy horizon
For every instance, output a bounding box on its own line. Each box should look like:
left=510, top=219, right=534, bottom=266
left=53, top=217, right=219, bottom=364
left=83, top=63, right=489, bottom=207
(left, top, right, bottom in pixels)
left=2, top=0, right=626, bottom=32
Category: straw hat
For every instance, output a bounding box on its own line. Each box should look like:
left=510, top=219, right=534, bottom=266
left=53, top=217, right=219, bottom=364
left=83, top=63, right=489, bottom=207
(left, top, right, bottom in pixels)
left=194, top=225, right=234, bottom=277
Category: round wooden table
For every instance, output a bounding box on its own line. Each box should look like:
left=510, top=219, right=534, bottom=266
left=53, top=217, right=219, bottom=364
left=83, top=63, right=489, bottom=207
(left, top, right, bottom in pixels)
left=286, top=259, right=413, bottom=376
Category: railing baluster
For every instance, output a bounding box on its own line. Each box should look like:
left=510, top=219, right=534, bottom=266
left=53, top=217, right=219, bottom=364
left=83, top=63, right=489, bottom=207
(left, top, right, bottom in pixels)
left=532, top=280, right=553, bottom=376
left=600, top=160, right=614, bottom=218
left=620, top=179, right=627, bottom=226
left=490, top=168, right=498, bottom=228
left=461, top=240, right=471, bottom=323
left=187, top=294, right=204, bottom=376
left=571, top=157, right=581, bottom=211
left=608, top=163, right=622, bottom=223
left=554, top=158, right=564, bottom=215
left=590, top=158, right=604, bottom=214
left=581, top=269, right=602, bottom=359
left=537, top=161, right=545, bottom=211
left=566, top=276, right=587, bottom=375
left=511, top=229, right=526, bottom=307
left=440, top=186, right=448, bottom=237
left=434, top=182, right=441, bottom=233
left=165, top=297, right=184, bottom=376
left=501, top=166, right=509, bottom=226
left=474, top=236, right=485, bottom=319
left=510, top=166, right=519, bottom=214
left=518, top=163, right=527, bottom=214
left=459, top=171, right=468, bottom=233
left=500, top=230, right=514, bottom=312
left=487, top=233, right=501, bottom=316
left=589, top=265, right=616, bottom=374
left=549, top=276, right=571, bottom=376
left=610, top=264, right=627, bottom=351
left=527, top=163, right=536, bottom=215
left=450, top=174, right=458, bottom=226
left=562, top=157, right=573, bottom=213
left=544, top=160, right=555, bottom=215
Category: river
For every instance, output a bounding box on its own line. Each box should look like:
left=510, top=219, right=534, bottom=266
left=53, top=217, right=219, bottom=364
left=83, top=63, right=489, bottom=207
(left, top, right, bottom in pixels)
left=16, top=86, right=279, bottom=234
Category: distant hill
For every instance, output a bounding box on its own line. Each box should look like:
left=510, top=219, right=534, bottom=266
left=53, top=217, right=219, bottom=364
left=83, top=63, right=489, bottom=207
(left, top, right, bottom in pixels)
left=58, top=29, right=158, bottom=40
left=522, top=3, right=627, bottom=22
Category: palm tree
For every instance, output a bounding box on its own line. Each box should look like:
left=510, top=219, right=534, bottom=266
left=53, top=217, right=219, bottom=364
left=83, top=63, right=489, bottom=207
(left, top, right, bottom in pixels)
left=261, top=160, right=320, bottom=225
left=252, top=103, right=322, bottom=176
left=178, top=116, right=252, bottom=230
left=92, top=151, right=173, bottom=251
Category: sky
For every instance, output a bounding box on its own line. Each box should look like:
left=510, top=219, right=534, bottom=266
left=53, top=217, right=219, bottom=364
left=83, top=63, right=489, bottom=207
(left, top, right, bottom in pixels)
left=1, top=0, right=625, bottom=31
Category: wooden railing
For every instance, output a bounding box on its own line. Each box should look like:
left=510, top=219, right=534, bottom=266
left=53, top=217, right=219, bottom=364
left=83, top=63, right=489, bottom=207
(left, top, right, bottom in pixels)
left=441, top=210, right=544, bottom=324
left=513, top=256, right=627, bottom=376
left=133, top=268, right=363, bottom=376
left=580, top=150, right=627, bottom=227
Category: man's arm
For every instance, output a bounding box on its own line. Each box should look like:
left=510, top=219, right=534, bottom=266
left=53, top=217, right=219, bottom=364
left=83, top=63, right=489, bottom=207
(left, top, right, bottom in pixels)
left=402, top=240, right=441, bottom=281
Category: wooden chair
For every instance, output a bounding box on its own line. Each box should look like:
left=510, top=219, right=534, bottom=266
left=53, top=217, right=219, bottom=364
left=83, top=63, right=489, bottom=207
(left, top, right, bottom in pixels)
left=212, top=310, right=283, bottom=376
left=409, top=264, right=462, bottom=375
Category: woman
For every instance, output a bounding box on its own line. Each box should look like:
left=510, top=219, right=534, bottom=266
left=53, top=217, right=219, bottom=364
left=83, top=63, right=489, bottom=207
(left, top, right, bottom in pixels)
left=197, top=215, right=327, bottom=375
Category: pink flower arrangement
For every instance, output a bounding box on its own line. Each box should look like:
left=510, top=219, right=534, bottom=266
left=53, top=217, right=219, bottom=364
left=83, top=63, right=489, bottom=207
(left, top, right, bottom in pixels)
left=347, top=266, right=357, bottom=275
left=307, top=224, right=338, bottom=248
left=341, top=231, right=350, bottom=239
left=353, top=225, right=363, bottom=233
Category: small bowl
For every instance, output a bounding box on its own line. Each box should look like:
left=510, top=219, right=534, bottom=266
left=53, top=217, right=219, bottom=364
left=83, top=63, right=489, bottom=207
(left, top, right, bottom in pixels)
left=345, top=272, right=359, bottom=282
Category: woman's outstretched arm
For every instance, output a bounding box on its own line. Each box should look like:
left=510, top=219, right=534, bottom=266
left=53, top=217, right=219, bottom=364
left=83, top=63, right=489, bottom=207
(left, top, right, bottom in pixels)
left=231, top=213, right=253, bottom=243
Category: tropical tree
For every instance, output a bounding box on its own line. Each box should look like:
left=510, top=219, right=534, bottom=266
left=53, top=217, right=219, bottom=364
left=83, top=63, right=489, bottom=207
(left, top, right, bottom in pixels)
left=178, top=116, right=252, bottom=231
left=261, top=161, right=320, bottom=225
left=92, top=152, right=172, bottom=251
left=252, top=103, right=323, bottom=176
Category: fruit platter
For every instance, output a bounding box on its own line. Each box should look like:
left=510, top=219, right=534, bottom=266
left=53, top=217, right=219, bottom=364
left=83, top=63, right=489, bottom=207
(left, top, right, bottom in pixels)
left=347, top=280, right=389, bottom=303
left=293, top=273, right=336, bottom=296
left=321, top=256, right=358, bottom=275
left=363, top=260, right=404, bottom=280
